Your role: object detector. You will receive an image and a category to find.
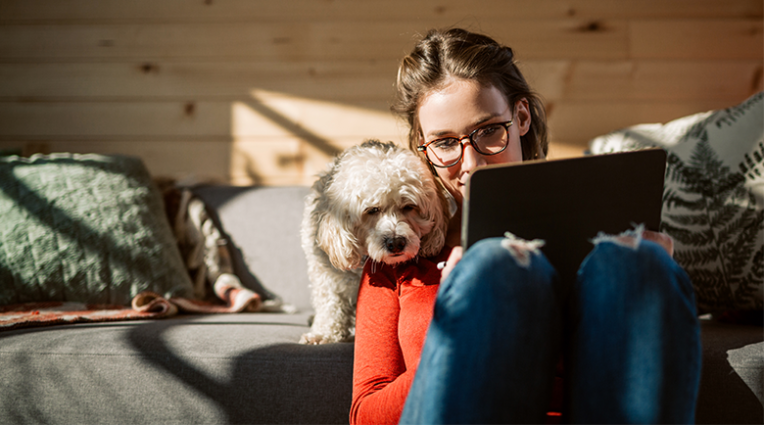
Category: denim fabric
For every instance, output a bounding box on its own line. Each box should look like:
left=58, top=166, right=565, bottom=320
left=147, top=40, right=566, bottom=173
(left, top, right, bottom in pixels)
left=400, top=237, right=701, bottom=424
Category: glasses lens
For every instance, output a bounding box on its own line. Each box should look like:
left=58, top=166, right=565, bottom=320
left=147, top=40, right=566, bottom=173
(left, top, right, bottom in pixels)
left=427, top=138, right=461, bottom=167
left=473, top=124, right=508, bottom=154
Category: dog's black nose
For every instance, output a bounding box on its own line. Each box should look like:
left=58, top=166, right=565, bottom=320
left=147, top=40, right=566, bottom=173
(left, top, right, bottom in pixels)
left=385, top=236, right=407, bottom=253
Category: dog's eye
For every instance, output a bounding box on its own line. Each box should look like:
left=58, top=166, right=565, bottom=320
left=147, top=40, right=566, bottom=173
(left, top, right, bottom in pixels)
left=365, top=207, right=380, bottom=215
left=402, top=204, right=417, bottom=212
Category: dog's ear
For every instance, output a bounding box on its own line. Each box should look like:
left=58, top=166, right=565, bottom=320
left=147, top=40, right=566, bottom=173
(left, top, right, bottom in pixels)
left=418, top=185, right=448, bottom=257
left=316, top=210, right=364, bottom=271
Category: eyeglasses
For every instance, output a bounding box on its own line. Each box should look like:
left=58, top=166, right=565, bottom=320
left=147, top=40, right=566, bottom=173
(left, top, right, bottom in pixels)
left=417, top=120, right=513, bottom=168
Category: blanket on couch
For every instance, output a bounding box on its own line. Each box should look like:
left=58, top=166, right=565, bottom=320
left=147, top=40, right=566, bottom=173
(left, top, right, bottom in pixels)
left=0, top=272, right=263, bottom=331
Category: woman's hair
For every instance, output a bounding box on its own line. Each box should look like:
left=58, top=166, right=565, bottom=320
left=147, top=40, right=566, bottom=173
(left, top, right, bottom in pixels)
left=393, top=28, right=548, bottom=161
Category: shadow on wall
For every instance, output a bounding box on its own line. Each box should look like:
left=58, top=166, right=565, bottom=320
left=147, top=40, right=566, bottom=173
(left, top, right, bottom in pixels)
left=228, top=95, right=342, bottom=186
left=229, top=89, right=403, bottom=186
left=239, top=98, right=342, bottom=158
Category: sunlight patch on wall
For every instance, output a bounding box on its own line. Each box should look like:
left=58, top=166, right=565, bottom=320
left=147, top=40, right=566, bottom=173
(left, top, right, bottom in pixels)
left=230, top=89, right=405, bottom=186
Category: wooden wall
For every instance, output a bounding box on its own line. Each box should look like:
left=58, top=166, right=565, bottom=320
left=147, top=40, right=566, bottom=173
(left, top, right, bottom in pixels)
left=1, top=0, right=762, bottom=185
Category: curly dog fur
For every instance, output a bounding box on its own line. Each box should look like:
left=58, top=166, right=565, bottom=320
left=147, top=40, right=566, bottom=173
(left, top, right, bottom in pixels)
left=299, top=140, right=447, bottom=344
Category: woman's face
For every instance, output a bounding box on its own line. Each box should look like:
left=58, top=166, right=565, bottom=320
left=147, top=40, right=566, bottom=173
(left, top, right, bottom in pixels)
left=417, top=77, right=531, bottom=205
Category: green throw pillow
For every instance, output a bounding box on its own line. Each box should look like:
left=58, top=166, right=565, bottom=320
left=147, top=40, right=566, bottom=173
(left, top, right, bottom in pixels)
left=0, top=153, right=194, bottom=306
left=590, top=92, right=764, bottom=312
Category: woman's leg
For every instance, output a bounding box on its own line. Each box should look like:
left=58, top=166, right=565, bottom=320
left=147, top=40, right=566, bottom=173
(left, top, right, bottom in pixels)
left=566, top=238, right=701, bottom=424
left=400, top=237, right=563, bottom=424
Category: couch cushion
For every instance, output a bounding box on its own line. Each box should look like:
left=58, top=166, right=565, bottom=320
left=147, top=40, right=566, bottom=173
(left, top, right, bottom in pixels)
left=192, top=186, right=313, bottom=311
left=696, top=318, right=764, bottom=424
left=589, top=92, right=764, bottom=312
left=728, top=341, right=764, bottom=404
left=0, top=313, right=353, bottom=424
left=0, top=312, right=759, bottom=424
left=0, top=153, right=193, bottom=306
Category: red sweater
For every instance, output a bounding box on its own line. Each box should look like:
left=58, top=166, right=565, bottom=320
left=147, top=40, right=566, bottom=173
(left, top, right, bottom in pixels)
left=349, top=248, right=451, bottom=425
left=349, top=247, right=563, bottom=425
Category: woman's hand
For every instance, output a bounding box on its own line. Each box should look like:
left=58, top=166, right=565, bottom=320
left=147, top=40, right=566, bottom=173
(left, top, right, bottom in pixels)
left=440, top=247, right=463, bottom=283
left=607, top=230, right=674, bottom=257
left=642, top=230, right=674, bottom=258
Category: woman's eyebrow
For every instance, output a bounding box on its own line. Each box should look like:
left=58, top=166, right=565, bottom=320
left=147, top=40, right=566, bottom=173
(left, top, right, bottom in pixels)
left=427, top=113, right=503, bottom=139
left=428, top=129, right=454, bottom=138
left=473, top=113, right=500, bottom=128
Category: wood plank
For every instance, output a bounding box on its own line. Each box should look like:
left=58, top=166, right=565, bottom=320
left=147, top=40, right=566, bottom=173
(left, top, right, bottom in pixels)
left=0, top=140, right=233, bottom=182
left=557, top=0, right=763, bottom=20
left=517, top=60, right=571, bottom=102
left=0, top=98, right=402, bottom=142
left=3, top=20, right=751, bottom=63
left=3, top=20, right=757, bottom=62
left=556, top=60, right=764, bottom=101
left=2, top=99, right=742, bottom=166
left=631, top=19, right=764, bottom=60
left=0, top=137, right=363, bottom=186
left=0, top=101, right=233, bottom=139
left=234, top=92, right=404, bottom=138
left=0, top=138, right=344, bottom=186
left=2, top=97, right=752, bottom=141
left=0, top=60, right=400, bottom=102
left=231, top=138, right=333, bottom=187
left=1, top=0, right=760, bottom=23
left=0, top=20, right=630, bottom=61
left=232, top=137, right=416, bottom=186
left=2, top=59, right=758, bottom=104
left=546, top=99, right=740, bottom=145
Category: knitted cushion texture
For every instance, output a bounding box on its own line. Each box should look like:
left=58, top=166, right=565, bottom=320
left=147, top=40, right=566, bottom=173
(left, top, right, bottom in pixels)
left=0, top=153, right=193, bottom=306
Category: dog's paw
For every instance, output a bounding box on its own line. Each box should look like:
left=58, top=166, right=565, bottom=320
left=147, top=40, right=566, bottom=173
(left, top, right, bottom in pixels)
left=299, top=332, right=328, bottom=345
left=299, top=331, right=353, bottom=345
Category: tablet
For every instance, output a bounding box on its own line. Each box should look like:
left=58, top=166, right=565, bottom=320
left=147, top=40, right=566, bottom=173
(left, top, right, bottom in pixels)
left=462, top=148, right=667, bottom=282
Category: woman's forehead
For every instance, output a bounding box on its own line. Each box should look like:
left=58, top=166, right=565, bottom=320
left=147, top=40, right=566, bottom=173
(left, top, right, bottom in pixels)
left=418, top=79, right=509, bottom=137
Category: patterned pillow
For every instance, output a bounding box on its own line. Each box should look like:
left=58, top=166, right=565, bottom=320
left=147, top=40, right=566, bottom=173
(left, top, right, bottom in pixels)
left=0, top=153, right=194, bottom=306
left=590, top=92, right=763, bottom=313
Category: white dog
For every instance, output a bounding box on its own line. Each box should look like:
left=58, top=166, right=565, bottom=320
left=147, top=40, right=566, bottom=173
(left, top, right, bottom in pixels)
left=299, top=140, right=448, bottom=344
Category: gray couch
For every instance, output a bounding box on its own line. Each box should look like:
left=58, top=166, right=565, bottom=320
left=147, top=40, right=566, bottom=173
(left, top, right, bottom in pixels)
left=1, top=185, right=761, bottom=424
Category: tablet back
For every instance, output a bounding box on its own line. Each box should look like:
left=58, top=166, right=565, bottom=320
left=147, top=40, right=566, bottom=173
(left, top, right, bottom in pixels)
left=462, top=149, right=667, bottom=282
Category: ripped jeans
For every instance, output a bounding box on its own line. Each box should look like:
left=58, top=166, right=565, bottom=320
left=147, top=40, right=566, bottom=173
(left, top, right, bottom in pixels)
left=400, top=234, right=701, bottom=424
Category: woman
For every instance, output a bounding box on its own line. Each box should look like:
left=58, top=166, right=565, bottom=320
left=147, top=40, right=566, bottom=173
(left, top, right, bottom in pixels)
left=350, top=28, right=701, bottom=424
